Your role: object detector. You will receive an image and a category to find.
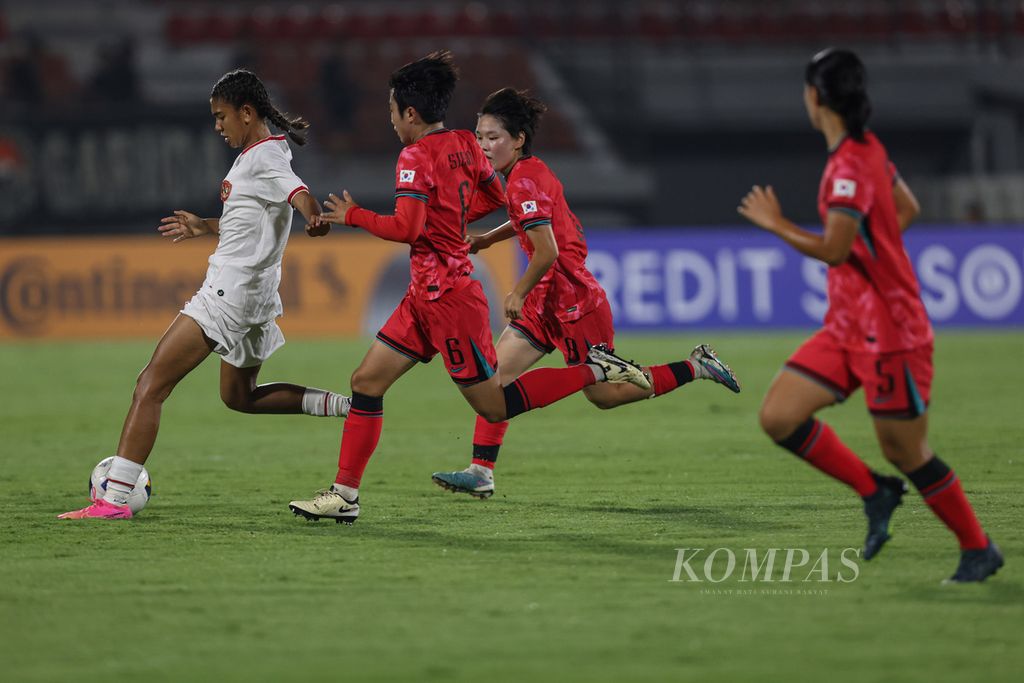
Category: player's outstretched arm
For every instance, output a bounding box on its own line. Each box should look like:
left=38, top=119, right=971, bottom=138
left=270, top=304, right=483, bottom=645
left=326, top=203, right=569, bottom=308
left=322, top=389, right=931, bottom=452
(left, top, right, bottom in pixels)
left=158, top=210, right=218, bottom=243
left=322, top=190, right=426, bottom=244
left=320, top=190, right=358, bottom=225
left=467, top=220, right=516, bottom=253
left=738, top=185, right=857, bottom=266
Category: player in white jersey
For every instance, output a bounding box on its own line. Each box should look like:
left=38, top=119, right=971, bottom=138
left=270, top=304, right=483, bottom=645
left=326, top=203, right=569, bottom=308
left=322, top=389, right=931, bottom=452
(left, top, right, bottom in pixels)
left=60, top=70, right=348, bottom=520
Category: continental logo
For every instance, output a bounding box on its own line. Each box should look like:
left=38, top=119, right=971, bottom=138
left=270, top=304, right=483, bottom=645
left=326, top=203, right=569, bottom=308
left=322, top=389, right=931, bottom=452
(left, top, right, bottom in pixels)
left=0, top=236, right=518, bottom=339
left=0, top=256, right=200, bottom=335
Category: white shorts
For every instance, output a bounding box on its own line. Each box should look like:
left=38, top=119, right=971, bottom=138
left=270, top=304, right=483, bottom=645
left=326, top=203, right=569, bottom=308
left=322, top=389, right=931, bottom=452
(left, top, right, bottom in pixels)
left=181, top=289, right=285, bottom=368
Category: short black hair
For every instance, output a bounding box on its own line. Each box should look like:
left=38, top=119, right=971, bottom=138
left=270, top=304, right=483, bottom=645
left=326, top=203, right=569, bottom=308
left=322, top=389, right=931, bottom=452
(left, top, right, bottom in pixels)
left=805, top=48, right=871, bottom=142
left=211, top=69, right=310, bottom=145
left=479, top=88, right=547, bottom=156
left=388, top=50, right=458, bottom=124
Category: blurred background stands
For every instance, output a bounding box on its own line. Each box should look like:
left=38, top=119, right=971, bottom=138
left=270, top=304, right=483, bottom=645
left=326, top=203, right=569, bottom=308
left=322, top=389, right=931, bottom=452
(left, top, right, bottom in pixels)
left=1, top=0, right=1023, bottom=234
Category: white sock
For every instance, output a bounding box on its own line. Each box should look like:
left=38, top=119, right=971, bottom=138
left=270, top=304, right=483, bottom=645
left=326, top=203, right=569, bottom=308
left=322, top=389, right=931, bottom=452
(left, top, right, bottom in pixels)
left=103, top=456, right=143, bottom=506
left=467, top=463, right=494, bottom=480
left=331, top=483, right=359, bottom=501
left=302, top=389, right=351, bottom=417
left=687, top=359, right=709, bottom=380
left=586, top=363, right=606, bottom=382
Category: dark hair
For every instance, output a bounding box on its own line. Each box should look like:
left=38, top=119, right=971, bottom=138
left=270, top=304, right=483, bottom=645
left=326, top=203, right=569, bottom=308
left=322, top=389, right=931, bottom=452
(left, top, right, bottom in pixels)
left=211, top=69, right=309, bottom=146
left=388, top=50, right=458, bottom=124
left=805, top=48, right=871, bottom=141
left=479, top=88, right=547, bottom=156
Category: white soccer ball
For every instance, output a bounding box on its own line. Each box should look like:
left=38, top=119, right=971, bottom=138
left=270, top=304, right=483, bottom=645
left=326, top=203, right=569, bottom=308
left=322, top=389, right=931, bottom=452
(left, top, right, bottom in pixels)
left=88, top=457, right=152, bottom=514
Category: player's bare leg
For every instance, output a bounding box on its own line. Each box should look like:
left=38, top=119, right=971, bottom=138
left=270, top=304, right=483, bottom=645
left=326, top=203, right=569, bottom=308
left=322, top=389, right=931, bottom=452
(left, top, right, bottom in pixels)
left=457, top=328, right=547, bottom=422
left=219, top=362, right=350, bottom=417
left=432, top=330, right=543, bottom=497
left=117, top=314, right=216, bottom=465
left=582, top=379, right=653, bottom=409
left=872, top=414, right=932, bottom=473
left=494, top=329, right=549, bottom=385
left=434, top=341, right=647, bottom=498
left=762, top=368, right=905, bottom=560
left=290, top=342, right=415, bottom=523
left=759, top=368, right=835, bottom=441
left=585, top=343, right=739, bottom=408
left=435, top=337, right=738, bottom=496
left=348, top=341, right=419, bottom=396
left=458, top=343, right=646, bottom=424
left=61, top=315, right=212, bottom=520
left=459, top=374, right=519, bottom=423
left=873, top=415, right=1001, bottom=582
left=434, top=339, right=654, bottom=497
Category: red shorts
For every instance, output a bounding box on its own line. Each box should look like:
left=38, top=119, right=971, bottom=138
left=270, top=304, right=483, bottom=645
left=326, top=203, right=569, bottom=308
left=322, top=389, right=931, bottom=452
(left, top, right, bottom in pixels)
left=509, top=298, right=615, bottom=366
left=785, top=329, right=933, bottom=418
left=376, top=278, right=498, bottom=386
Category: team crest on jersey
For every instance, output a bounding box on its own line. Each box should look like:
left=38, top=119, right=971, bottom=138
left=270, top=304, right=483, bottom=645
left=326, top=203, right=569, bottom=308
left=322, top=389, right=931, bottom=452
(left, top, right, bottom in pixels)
left=521, top=200, right=538, bottom=214
left=220, top=180, right=232, bottom=202
left=833, top=179, right=857, bottom=198
left=399, top=169, right=416, bottom=183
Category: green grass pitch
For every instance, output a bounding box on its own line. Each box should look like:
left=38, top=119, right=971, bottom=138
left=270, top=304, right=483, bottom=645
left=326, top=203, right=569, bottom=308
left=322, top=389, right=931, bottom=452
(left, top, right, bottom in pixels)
left=1, top=331, right=1021, bottom=682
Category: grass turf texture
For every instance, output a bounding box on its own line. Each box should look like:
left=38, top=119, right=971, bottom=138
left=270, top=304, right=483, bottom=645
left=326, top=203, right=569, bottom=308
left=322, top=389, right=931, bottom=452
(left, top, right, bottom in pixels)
left=1, top=331, right=1021, bottom=682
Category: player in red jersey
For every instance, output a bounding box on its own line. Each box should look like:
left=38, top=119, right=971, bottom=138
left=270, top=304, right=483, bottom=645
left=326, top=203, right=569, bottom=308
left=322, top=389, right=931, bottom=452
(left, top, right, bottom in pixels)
left=738, top=49, right=1001, bottom=582
left=431, top=88, right=741, bottom=499
left=287, top=52, right=650, bottom=525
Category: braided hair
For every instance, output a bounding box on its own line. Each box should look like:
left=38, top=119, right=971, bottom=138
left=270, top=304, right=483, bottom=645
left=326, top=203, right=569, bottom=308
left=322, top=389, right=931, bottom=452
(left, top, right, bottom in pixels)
left=805, top=48, right=871, bottom=142
left=479, top=88, right=547, bottom=156
left=211, top=69, right=309, bottom=145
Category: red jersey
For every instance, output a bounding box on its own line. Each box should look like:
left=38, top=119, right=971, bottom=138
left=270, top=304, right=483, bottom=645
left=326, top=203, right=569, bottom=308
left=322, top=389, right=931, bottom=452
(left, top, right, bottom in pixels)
left=506, top=156, right=606, bottom=323
left=394, top=128, right=504, bottom=300
left=817, top=132, right=933, bottom=353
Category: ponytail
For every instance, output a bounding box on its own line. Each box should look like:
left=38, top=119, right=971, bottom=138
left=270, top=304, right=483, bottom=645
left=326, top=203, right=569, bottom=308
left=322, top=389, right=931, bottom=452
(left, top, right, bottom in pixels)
left=211, top=69, right=310, bottom=146
left=837, top=92, right=871, bottom=141
left=263, top=105, right=310, bottom=146
left=805, top=48, right=871, bottom=142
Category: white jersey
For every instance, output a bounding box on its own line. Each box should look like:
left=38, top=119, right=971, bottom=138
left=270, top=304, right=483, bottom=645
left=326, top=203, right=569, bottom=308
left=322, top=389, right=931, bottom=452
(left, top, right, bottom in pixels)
left=204, top=135, right=307, bottom=326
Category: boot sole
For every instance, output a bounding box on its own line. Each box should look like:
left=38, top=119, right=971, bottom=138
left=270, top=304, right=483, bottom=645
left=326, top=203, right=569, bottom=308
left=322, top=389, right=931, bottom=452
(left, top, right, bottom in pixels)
left=289, top=505, right=358, bottom=525
left=432, top=476, right=494, bottom=499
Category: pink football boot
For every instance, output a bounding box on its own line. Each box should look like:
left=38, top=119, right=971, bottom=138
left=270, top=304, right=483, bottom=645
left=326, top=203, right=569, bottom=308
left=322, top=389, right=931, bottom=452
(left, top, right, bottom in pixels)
left=58, top=499, right=133, bottom=520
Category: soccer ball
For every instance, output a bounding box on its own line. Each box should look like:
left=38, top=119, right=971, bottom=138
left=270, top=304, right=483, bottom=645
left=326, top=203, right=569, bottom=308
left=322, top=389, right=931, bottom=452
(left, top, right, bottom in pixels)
left=88, top=457, right=152, bottom=514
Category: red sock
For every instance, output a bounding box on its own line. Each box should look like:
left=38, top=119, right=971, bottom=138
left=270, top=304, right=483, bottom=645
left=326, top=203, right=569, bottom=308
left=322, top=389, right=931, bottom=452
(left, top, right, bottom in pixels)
left=908, top=457, right=988, bottom=550
left=334, top=393, right=383, bottom=489
left=503, top=365, right=595, bottom=418
left=471, top=416, right=507, bottom=469
left=776, top=418, right=878, bottom=497
left=649, top=360, right=695, bottom=397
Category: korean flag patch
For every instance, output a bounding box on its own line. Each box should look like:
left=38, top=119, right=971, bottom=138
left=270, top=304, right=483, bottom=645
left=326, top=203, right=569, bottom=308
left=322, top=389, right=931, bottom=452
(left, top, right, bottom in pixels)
left=399, top=169, right=416, bottom=184
left=833, top=178, right=857, bottom=198
left=521, top=200, right=538, bottom=214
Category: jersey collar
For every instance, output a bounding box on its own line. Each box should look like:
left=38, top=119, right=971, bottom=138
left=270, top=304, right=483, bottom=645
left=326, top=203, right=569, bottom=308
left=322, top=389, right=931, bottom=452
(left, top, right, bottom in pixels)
left=504, top=154, right=533, bottom=179
left=241, top=134, right=286, bottom=155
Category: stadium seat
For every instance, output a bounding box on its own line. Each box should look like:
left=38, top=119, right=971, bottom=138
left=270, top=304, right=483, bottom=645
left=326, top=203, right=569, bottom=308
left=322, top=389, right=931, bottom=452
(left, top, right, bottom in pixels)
left=637, top=9, right=677, bottom=42
left=165, top=13, right=203, bottom=45
left=306, top=6, right=344, bottom=41
left=203, top=12, right=237, bottom=43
